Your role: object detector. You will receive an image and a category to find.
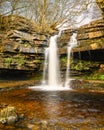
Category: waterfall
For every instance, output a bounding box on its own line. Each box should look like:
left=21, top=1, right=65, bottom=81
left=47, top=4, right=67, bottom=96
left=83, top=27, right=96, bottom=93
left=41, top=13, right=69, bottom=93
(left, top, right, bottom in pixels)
left=42, top=48, right=49, bottom=85
left=65, top=32, right=78, bottom=87
left=65, top=46, right=72, bottom=87
left=29, top=31, right=78, bottom=91
left=48, top=31, right=62, bottom=87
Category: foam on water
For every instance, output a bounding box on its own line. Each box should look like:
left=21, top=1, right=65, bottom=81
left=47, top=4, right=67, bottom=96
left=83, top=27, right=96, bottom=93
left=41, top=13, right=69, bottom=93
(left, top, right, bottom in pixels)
left=29, top=85, right=71, bottom=91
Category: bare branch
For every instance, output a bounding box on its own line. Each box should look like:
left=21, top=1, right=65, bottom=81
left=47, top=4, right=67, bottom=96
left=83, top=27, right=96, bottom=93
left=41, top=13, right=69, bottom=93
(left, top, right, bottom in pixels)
left=0, top=0, right=102, bottom=33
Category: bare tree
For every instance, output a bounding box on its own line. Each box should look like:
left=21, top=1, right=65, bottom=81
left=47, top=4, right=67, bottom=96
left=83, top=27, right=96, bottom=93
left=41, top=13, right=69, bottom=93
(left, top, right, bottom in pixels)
left=0, top=0, right=102, bottom=33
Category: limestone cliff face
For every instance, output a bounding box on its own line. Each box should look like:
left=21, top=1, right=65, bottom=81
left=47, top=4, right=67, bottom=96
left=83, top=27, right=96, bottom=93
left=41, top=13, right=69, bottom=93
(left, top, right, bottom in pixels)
left=73, top=0, right=104, bottom=62
left=0, top=15, right=48, bottom=72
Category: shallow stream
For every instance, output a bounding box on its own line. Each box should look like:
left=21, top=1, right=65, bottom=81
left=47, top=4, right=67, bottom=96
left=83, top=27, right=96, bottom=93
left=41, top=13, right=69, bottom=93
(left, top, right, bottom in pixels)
left=0, top=84, right=104, bottom=130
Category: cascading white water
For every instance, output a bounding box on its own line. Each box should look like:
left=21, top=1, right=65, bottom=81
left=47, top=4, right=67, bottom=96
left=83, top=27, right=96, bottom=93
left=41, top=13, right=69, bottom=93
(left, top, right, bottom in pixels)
left=42, top=48, right=49, bottom=85
left=30, top=32, right=78, bottom=91
left=65, top=33, right=78, bottom=87
left=48, top=35, right=61, bottom=86
left=65, top=46, right=72, bottom=87
left=33, top=30, right=67, bottom=91
left=47, top=30, right=62, bottom=87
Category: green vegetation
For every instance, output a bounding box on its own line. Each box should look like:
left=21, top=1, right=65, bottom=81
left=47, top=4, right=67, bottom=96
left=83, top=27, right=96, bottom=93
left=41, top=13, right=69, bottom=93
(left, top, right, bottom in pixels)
left=61, top=57, right=99, bottom=72
left=60, top=56, right=67, bottom=63
left=71, top=61, right=92, bottom=71
left=16, top=56, right=25, bottom=66
left=5, top=58, right=12, bottom=67
left=85, top=73, right=104, bottom=80
left=5, top=56, right=25, bottom=68
left=61, top=56, right=104, bottom=81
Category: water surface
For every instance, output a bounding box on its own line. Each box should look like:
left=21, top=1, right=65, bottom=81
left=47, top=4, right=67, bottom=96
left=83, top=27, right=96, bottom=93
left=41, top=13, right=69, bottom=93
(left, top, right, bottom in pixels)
left=0, top=87, right=104, bottom=129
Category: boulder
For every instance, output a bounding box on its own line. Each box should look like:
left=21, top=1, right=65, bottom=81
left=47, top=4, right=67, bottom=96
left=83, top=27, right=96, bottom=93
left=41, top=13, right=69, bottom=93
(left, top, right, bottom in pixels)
left=0, top=106, right=18, bottom=125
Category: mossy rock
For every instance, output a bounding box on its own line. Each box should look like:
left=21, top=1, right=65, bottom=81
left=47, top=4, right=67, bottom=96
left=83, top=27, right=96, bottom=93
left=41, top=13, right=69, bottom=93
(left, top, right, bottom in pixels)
left=0, top=106, right=18, bottom=124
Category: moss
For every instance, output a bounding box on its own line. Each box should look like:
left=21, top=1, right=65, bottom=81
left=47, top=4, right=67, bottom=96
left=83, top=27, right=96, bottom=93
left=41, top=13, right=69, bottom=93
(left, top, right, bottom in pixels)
left=60, top=56, right=99, bottom=72
left=86, top=73, right=104, bottom=80
left=17, top=57, right=25, bottom=66
left=4, top=56, right=25, bottom=68
left=71, top=61, right=95, bottom=71
left=33, top=60, right=42, bottom=63
left=0, top=106, right=17, bottom=124
left=60, top=56, right=67, bottom=63
left=5, top=58, right=12, bottom=67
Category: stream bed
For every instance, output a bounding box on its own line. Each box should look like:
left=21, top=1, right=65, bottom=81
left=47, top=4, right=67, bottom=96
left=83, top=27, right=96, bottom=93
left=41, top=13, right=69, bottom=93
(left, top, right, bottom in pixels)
left=0, top=84, right=104, bottom=130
